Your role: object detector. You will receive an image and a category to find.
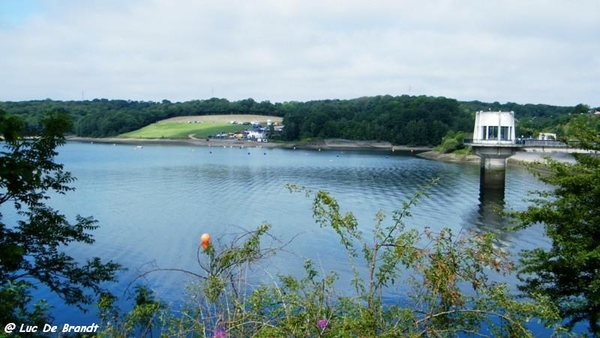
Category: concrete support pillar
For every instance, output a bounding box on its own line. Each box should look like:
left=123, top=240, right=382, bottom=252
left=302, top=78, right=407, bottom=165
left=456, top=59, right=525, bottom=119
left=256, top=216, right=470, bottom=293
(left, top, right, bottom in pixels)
left=481, top=156, right=508, bottom=170
left=480, top=162, right=506, bottom=190
left=480, top=156, right=508, bottom=189
left=472, top=146, right=518, bottom=191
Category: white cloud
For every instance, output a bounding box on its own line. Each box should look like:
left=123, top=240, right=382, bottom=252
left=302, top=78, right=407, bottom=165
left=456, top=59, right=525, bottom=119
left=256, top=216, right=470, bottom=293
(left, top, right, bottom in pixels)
left=1, top=0, right=598, bottom=106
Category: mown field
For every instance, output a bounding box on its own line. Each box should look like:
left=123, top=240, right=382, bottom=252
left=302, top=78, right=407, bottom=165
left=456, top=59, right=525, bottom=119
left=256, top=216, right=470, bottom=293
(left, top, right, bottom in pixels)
left=119, top=115, right=282, bottom=139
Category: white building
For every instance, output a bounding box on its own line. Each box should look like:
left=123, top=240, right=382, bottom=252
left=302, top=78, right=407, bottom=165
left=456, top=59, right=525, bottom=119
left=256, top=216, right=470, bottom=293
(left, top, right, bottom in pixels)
left=472, top=111, right=516, bottom=145
left=246, top=130, right=266, bottom=140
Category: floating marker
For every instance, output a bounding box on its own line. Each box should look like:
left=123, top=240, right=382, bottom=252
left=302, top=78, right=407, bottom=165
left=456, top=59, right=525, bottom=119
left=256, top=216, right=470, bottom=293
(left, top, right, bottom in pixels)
left=200, top=233, right=211, bottom=250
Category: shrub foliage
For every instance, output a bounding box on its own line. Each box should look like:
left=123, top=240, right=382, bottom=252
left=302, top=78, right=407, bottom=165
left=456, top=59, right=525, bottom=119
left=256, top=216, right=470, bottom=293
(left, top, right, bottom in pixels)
left=98, top=181, right=566, bottom=337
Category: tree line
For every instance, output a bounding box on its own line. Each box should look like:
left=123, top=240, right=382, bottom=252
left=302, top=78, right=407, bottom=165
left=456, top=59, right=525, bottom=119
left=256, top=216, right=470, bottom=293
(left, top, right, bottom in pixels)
left=0, top=98, right=283, bottom=138
left=0, top=96, right=589, bottom=146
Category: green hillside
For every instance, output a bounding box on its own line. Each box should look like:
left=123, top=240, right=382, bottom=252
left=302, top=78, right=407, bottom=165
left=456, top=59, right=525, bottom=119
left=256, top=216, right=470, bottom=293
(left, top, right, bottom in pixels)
left=119, top=122, right=238, bottom=139
left=119, top=114, right=281, bottom=139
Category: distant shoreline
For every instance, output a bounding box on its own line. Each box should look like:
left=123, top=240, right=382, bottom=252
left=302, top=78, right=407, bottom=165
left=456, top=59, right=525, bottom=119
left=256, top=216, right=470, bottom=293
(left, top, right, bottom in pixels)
left=66, top=136, right=432, bottom=152
left=66, top=136, right=580, bottom=165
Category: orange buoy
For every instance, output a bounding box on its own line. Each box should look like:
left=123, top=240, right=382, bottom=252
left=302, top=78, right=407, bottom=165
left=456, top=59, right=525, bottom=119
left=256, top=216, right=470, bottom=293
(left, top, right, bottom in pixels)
left=200, top=233, right=211, bottom=250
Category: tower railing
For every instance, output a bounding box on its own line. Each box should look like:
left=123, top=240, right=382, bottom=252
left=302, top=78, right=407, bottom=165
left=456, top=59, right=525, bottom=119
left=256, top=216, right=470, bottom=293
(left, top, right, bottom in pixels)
left=464, top=139, right=571, bottom=148
left=464, top=138, right=518, bottom=146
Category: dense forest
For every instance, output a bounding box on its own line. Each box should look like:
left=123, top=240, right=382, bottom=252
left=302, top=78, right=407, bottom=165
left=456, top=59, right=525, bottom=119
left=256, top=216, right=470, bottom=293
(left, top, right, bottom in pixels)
left=0, top=96, right=590, bottom=146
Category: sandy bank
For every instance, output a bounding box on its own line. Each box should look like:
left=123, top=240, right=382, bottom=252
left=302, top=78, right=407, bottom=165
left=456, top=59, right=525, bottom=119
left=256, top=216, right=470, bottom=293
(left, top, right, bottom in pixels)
left=508, top=151, right=576, bottom=164
left=416, top=151, right=480, bottom=163
left=417, top=150, right=576, bottom=165
left=68, top=136, right=287, bottom=148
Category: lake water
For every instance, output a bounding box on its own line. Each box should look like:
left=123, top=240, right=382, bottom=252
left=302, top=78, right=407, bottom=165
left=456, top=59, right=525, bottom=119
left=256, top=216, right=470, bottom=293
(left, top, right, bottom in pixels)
left=19, top=142, right=552, bottom=327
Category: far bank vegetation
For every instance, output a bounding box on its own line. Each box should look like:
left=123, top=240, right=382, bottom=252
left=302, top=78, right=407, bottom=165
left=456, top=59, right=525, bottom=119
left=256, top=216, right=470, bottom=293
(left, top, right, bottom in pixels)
left=0, top=97, right=590, bottom=147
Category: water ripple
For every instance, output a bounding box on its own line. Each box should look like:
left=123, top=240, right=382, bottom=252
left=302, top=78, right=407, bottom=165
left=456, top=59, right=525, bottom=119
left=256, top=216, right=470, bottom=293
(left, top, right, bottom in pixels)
left=39, top=143, right=553, bottom=325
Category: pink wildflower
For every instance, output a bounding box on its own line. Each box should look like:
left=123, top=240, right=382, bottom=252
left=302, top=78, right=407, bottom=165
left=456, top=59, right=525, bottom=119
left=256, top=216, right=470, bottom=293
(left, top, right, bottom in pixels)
left=214, top=328, right=226, bottom=338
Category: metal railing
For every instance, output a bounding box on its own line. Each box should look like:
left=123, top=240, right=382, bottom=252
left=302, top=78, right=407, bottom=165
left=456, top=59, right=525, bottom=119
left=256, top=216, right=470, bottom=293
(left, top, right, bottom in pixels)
left=464, top=138, right=569, bottom=148
left=463, top=138, right=517, bottom=145
left=518, top=140, right=568, bottom=147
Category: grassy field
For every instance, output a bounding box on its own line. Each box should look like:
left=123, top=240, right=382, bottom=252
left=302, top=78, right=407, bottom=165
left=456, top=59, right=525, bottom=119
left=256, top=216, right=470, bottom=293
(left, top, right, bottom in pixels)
left=119, top=115, right=282, bottom=139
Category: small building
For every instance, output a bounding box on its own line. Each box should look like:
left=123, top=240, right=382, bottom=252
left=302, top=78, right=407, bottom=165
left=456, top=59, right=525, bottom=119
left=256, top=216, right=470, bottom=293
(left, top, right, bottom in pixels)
left=538, top=132, right=557, bottom=141
left=247, top=130, right=266, bottom=140
left=472, top=111, right=516, bottom=145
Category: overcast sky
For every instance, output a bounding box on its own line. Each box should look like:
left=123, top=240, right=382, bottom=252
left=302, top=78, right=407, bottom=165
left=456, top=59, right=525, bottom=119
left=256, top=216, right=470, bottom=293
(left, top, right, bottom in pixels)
left=1, top=0, right=598, bottom=106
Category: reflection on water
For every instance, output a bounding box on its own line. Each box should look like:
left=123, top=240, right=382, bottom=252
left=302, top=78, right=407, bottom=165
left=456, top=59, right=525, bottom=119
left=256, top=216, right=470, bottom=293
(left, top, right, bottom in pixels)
left=478, top=186, right=506, bottom=229
left=475, top=185, right=510, bottom=246
left=16, top=142, right=551, bottom=326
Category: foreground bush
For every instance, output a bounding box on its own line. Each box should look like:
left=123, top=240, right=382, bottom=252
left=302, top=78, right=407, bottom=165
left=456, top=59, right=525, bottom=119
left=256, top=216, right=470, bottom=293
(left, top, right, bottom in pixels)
left=96, top=181, right=568, bottom=337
